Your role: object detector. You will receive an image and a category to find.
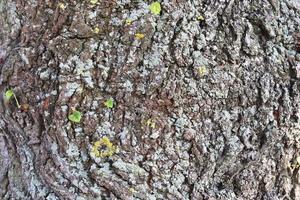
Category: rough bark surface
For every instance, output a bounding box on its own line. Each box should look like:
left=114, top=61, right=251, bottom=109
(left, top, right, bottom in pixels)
left=0, top=0, right=300, bottom=199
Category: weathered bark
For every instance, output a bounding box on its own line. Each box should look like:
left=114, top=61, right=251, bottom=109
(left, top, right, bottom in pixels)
left=0, top=0, right=299, bottom=199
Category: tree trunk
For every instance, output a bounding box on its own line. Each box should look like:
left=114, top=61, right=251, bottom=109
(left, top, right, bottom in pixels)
left=0, top=0, right=299, bottom=199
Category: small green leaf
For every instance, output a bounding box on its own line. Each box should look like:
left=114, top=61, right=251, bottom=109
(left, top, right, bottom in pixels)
left=90, top=0, right=98, bottom=4
left=104, top=98, right=114, bottom=108
left=150, top=2, right=161, bottom=15
left=68, top=110, right=82, bottom=123
left=5, top=89, right=14, bottom=101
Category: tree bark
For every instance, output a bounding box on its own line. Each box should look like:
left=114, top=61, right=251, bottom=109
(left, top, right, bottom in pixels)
left=0, top=0, right=299, bottom=199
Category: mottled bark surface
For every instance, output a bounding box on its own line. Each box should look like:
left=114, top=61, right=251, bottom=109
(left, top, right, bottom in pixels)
left=0, top=0, right=300, bottom=199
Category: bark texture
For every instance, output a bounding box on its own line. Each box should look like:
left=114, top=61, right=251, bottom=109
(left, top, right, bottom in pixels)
left=0, top=0, right=300, bottom=199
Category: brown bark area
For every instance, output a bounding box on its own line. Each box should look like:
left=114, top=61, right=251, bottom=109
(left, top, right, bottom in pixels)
left=0, top=0, right=300, bottom=199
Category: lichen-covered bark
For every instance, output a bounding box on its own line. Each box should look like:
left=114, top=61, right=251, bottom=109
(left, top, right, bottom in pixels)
left=0, top=0, right=299, bottom=199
